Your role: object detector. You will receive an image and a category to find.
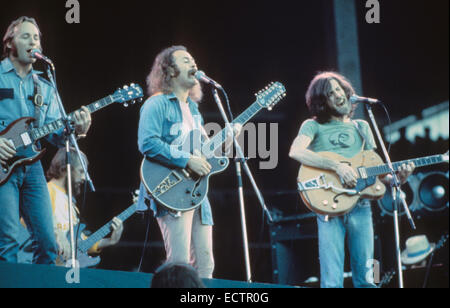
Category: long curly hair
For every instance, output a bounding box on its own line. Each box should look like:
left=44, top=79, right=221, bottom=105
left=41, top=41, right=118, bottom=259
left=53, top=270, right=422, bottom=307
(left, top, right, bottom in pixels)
left=146, top=45, right=203, bottom=102
left=305, top=72, right=356, bottom=123
left=2, top=16, right=41, bottom=59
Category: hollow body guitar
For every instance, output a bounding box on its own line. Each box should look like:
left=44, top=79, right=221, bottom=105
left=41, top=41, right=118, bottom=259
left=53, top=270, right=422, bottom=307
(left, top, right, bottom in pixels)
left=297, top=150, right=449, bottom=216
left=141, top=82, right=286, bottom=212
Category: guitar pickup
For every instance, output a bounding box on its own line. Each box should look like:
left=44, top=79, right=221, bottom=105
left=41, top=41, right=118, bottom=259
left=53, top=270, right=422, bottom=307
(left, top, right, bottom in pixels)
left=357, top=167, right=368, bottom=179
left=20, top=133, right=32, bottom=147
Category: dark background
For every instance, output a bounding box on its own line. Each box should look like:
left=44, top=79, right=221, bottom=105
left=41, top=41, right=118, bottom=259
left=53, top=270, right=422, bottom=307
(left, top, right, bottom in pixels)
left=2, top=0, right=448, bottom=287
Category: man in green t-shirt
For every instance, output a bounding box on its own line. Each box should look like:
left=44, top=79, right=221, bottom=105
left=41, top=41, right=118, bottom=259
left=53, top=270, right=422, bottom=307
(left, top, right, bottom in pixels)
left=289, top=72, right=414, bottom=288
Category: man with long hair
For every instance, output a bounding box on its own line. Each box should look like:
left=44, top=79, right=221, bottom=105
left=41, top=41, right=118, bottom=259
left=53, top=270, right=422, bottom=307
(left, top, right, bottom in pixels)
left=138, top=46, right=240, bottom=278
left=289, top=72, right=414, bottom=288
left=0, top=16, right=91, bottom=264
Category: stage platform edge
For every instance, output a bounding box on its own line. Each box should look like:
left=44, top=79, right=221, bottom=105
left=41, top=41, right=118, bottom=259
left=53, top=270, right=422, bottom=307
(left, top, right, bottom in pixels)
left=0, top=262, right=297, bottom=288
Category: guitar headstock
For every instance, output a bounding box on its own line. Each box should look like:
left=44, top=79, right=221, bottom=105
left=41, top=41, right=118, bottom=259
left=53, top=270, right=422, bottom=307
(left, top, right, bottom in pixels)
left=113, top=83, right=144, bottom=107
left=255, top=82, right=286, bottom=111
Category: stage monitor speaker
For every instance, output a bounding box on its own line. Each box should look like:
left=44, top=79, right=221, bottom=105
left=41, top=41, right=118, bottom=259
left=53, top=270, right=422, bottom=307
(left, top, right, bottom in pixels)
left=418, top=172, right=449, bottom=212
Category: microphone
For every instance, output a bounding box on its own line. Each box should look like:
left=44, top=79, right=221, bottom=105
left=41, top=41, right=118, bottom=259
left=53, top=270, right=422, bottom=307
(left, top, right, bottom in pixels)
left=349, top=95, right=381, bottom=105
left=194, top=70, right=223, bottom=89
left=30, top=49, right=55, bottom=69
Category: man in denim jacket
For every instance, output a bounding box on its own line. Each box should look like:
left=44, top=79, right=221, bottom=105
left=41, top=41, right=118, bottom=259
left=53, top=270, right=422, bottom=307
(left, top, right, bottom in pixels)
left=0, top=17, right=91, bottom=264
left=138, top=46, right=241, bottom=278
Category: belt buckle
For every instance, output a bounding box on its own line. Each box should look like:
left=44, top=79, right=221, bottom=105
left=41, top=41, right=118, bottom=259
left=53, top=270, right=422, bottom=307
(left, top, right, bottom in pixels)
left=34, top=94, right=44, bottom=107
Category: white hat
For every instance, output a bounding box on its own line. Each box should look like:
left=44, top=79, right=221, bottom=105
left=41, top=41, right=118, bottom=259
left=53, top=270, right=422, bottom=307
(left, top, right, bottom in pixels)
left=401, top=235, right=436, bottom=265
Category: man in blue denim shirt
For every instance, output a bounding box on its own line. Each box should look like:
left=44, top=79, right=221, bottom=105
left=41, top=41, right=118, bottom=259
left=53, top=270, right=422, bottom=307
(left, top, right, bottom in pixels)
left=289, top=72, right=414, bottom=288
left=138, top=46, right=240, bottom=278
left=0, top=17, right=91, bottom=264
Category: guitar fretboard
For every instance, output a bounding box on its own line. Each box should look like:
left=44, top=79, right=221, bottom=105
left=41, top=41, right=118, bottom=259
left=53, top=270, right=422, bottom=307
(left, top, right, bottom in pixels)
left=78, top=203, right=137, bottom=253
left=30, top=95, right=117, bottom=141
left=202, top=101, right=263, bottom=156
left=364, top=154, right=447, bottom=177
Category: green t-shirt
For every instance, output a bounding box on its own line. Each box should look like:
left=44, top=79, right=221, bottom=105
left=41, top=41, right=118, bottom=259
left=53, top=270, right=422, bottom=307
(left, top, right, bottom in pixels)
left=298, top=119, right=377, bottom=158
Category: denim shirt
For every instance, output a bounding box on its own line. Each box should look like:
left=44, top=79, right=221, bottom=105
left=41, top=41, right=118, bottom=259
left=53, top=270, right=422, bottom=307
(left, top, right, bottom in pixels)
left=137, top=93, right=213, bottom=226
left=0, top=58, right=64, bottom=147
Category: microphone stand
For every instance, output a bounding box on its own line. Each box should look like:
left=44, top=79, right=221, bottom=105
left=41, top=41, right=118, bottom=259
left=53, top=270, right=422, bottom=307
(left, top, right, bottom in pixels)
left=365, top=103, right=416, bottom=288
left=45, top=63, right=95, bottom=269
left=211, top=88, right=273, bottom=283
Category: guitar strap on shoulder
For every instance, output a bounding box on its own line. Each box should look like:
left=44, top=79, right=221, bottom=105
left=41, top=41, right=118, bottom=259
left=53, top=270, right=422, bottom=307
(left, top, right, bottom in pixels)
left=352, top=120, right=368, bottom=151
left=31, top=74, right=44, bottom=128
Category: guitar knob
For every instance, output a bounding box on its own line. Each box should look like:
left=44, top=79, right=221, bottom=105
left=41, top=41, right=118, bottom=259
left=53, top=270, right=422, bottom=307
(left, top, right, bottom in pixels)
left=196, top=192, right=202, bottom=197
left=186, top=189, right=191, bottom=194
left=332, top=204, right=338, bottom=210
left=322, top=200, right=329, bottom=206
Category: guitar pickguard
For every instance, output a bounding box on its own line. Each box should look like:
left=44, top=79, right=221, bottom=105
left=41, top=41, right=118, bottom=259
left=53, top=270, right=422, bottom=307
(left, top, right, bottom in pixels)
left=152, top=171, right=183, bottom=198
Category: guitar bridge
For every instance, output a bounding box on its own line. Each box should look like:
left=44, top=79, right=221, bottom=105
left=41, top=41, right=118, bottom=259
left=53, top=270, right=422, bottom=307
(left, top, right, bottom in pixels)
left=152, top=171, right=183, bottom=197
left=298, top=174, right=359, bottom=195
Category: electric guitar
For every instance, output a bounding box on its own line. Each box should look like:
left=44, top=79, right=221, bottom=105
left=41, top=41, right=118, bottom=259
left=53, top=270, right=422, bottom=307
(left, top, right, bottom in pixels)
left=0, top=84, right=143, bottom=186
left=57, top=191, right=140, bottom=268
left=141, top=82, right=286, bottom=212
left=297, top=150, right=449, bottom=216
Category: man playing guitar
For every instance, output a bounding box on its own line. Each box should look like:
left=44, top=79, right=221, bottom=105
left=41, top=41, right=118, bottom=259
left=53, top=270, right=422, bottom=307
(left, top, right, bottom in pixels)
left=137, top=46, right=240, bottom=278
left=0, top=16, right=91, bottom=264
left=289, top=72, right=414, bottom=288
left=46, top=148, right=123, bottom=264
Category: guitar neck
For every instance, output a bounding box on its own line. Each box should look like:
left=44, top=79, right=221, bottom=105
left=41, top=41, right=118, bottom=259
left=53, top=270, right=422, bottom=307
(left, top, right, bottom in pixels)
left=202, top=100, right=263, bottom=155
left=30, top=95, right=117, bottom=141
left=78, top=203, right=137, bottom=253
left=365, top=154, right=448, bottom=177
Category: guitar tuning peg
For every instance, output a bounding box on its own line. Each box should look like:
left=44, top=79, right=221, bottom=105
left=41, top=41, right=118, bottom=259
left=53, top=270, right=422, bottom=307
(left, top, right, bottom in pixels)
left=124, top=103, right=129, bottom=107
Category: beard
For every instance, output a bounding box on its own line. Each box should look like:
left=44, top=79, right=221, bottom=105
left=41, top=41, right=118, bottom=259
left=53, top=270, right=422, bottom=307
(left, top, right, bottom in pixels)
left=64, top=176, right=83, bottom=197
left=328, top=102, right=352, bottom=118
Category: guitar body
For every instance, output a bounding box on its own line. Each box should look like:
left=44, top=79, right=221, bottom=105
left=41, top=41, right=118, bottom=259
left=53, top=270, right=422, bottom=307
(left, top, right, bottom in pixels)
left=140, top=82, right=287, bottom=212
left=298, top=150, right=387, bottom=216
left=141, top=129, right=229, bottom=212
left=0, top=117, right=45, bottom=185
left=55, top=223, right=101, bottom=268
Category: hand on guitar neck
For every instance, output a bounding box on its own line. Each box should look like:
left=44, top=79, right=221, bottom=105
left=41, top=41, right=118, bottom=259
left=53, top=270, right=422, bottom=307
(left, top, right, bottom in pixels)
left=381, top=162, right=415, bottom=186
left=334, top=161, right=415, bottom=188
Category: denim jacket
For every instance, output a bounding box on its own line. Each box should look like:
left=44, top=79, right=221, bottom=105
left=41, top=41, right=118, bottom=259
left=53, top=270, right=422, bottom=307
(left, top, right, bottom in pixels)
left=0, top=58, right=64, bottom=147
left=137, top=93, right=213, bottom=225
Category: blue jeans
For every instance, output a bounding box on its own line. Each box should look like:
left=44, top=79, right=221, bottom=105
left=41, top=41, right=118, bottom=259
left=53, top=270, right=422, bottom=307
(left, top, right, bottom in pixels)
left=317, top=200, right=376, bottom=288
left=0, top=162, right=57, bottom=264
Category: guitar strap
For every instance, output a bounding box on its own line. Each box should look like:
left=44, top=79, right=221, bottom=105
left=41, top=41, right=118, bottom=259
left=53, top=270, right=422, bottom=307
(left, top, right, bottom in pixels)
left=352, top=120, right=368, bottom=151
left=29, top=74, right=45, bottom=128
